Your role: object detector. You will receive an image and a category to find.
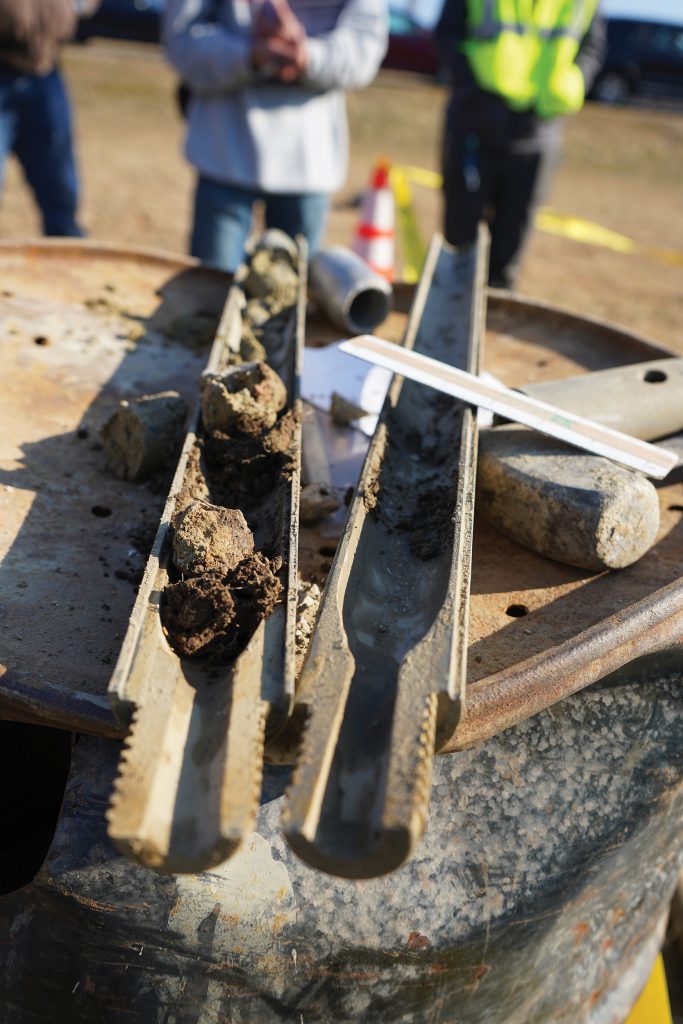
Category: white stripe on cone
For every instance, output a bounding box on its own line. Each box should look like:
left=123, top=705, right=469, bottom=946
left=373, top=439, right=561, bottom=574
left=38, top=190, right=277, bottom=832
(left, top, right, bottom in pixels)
left=353, top=187, right=395, bottom=280
left=353, top=236, right=395, bottom=278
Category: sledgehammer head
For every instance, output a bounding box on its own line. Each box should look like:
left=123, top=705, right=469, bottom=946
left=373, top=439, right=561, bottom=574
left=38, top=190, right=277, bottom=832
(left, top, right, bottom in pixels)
left=477, top=426, right=661, bottom=571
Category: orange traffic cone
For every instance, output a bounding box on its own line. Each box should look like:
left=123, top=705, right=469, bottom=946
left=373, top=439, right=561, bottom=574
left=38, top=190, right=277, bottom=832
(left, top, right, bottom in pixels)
left=352, top=158, right=395, bottom=283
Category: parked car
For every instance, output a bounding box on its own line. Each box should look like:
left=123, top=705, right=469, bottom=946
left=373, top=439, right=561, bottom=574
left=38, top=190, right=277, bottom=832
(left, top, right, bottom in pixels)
left=383, top=10, right=441, bottom=78
left=77, top=0, right=163, bottom=44
left=592, top=16, right=683, bottom=103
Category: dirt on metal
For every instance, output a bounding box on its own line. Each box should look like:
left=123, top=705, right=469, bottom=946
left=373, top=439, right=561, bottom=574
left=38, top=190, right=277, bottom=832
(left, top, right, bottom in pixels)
left=105, top=237, right=305, bottom=874
left=161, top=555, right=283, bottom=662
left=160, top=252, right=299, bottom=667
left=1, top=243, right=682, bottom=759
left=100, top=390, right=188, bottom=481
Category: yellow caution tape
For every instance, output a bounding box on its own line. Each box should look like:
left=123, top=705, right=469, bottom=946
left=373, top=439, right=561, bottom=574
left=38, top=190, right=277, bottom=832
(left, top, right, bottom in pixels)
left=400, top=164, right=444, bottom=192
left=642, top=246, right=683, bottom=268
left=535, top=207, right=638, bottom=255
left=389, top=162, right=683, bottom=269
left=390, top=166, right=427, bottom=284
left=625, top=954, right=672, bottom=1024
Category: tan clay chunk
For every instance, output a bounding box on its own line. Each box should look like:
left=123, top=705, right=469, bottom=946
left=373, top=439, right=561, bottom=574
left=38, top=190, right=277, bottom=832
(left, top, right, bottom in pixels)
left=172, top=500, right=254, bottom=576
left=201, top=361, right=287, bottom=435
left=300, top=483, right=341, bottom=524
left=100, top=391, right=187, bottom=481
left=243, top=249, right=298, bottom=310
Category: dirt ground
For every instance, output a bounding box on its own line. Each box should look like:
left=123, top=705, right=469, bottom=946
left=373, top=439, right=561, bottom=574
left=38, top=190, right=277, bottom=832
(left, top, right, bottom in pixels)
left=1, top=40, right=682, bottom=353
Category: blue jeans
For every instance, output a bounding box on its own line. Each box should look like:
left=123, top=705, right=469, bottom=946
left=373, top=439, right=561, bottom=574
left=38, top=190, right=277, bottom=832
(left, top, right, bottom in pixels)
left=0, top=67, right=83, bottom=237
left=191, top=176, right=329, bottom=273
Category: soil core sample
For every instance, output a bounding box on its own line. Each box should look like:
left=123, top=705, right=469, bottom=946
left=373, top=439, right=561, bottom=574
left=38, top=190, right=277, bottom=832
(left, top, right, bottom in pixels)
left=162, top=554, right=283, bottom=663
left=161, top=233, right=300, bottom=669
left=172, top=501, right=254, bottom=576
left=161, top=573, right=236, bottom=660
left=101, top=391, right=187, bottom=481
left=201, top=362, right=287, bottom=435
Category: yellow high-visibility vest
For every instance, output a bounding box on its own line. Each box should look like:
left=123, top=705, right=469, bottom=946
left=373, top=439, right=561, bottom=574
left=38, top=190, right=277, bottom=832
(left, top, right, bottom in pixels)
left=462, top=0, right=599, bottom=118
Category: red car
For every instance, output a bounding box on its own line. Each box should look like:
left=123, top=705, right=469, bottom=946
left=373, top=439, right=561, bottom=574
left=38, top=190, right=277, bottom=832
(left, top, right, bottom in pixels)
left=383, top=10, right=442, bottom=78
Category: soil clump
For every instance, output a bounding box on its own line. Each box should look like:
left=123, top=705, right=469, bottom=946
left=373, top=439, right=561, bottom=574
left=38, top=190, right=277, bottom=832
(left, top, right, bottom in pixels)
left=161, top=553, right=282, bottom=662
left=100, top=390, right=187, bottom=481
left=172, top=501, right=254, bottom=576
left=243, top=249, right=298, bottom=315
left=201, top=361, right=287, bottom=435
left=161, top=238, right=299, bottom=666
left=162, top=573, right=236, bottom=660
left=398, top=483, right=457, bottom=561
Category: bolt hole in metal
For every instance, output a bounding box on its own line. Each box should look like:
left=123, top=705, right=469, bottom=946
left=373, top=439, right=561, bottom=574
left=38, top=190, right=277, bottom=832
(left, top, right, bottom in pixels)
left=33, top=335, right=49, bottom=346
left=644, top=370, right=667, bottom=383
left=506, top=604, right=529, bottom=618
left=91, top=505, right=113, bottom=518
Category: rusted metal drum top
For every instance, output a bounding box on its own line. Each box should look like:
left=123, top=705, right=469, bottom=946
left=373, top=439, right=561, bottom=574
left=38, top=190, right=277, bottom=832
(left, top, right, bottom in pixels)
left=0, top=243, right=681, bottom=1023
left=0, top=241, right=230, bottom=733
left=1, top=244, right=681, bottom=740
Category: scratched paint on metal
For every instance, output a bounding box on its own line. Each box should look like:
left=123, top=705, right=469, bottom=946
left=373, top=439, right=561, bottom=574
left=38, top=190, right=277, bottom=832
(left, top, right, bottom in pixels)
left=1, top=660, right=681, bottom=1022
left=168, top=833, right=297, bottom=958
left=0, top=243, right=228, bottom=731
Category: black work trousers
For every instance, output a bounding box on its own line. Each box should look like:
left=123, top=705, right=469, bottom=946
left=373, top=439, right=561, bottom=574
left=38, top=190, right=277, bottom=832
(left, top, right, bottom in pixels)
left=442, top=109, right=562, bottom=290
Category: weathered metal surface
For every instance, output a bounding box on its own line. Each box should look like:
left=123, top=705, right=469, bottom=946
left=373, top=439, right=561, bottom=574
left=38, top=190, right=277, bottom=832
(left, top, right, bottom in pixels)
left=0, top=243, right=682, bottom=1021
left=0, top=241, right=681, bottom=759
left=283, top=236, right=487, bottom=878
left=106, top=245, right=306, bottom=874
left=0, top=651, right=681, bottom=1022
left=519, top=357, right=683, bottom=441
left=454, top=296, right=683, bottom=752
left=0, top=240, right=230, bottom=735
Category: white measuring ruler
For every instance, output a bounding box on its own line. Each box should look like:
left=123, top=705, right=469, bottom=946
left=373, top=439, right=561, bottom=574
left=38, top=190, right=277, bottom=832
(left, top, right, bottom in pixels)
left=339, top=335, right=678, bottom=480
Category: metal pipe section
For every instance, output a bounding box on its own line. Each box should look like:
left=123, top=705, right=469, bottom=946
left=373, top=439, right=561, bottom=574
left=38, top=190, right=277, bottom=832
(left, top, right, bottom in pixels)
left=309, top=246, right=392, bottom=334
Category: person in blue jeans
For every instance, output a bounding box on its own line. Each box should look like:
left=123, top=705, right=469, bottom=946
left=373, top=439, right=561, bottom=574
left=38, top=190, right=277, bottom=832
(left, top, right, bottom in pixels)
left=0, top=0, right=100, bottom=236
left=163, top=0, right=388, bottom=273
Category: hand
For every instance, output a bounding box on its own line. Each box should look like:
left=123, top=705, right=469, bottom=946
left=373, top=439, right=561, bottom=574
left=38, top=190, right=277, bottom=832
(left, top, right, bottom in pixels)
left=253, top=0, right=301, bottom=43
left=251, top=36, right=308, bottom=81
left=251, top=0, right=308, bottom=81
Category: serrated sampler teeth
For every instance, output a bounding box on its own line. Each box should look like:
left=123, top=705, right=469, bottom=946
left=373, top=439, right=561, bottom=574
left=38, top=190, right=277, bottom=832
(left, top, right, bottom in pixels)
left=282, top=236, right=484, bottom=879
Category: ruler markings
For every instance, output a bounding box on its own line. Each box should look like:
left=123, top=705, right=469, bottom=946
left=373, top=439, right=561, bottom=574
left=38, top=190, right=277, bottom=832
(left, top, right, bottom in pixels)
left=339, top=335, right=678, bottom=480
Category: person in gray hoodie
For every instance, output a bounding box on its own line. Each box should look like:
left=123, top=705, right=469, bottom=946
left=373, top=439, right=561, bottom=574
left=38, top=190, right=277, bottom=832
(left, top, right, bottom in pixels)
left=163, top=0, right=388, bottom=272
left=0, top=0, right=100, bottom=236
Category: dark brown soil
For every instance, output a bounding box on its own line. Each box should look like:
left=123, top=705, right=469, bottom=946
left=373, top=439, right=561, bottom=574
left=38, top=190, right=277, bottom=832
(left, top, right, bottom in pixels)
left=202, top=409, right=297, bottom=512
left=161, top=253, right=298, bottom=665
left=161, top=553, right=282, bottom=663
left=163, top=409, right=293, bottom=659
left=398, top=483, right=458, bottom=561
left=161, top=572, right=236, bottom=659
left=363, top=404, right=463, bottom=561
left=224, top=551, right=283, bottom=652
